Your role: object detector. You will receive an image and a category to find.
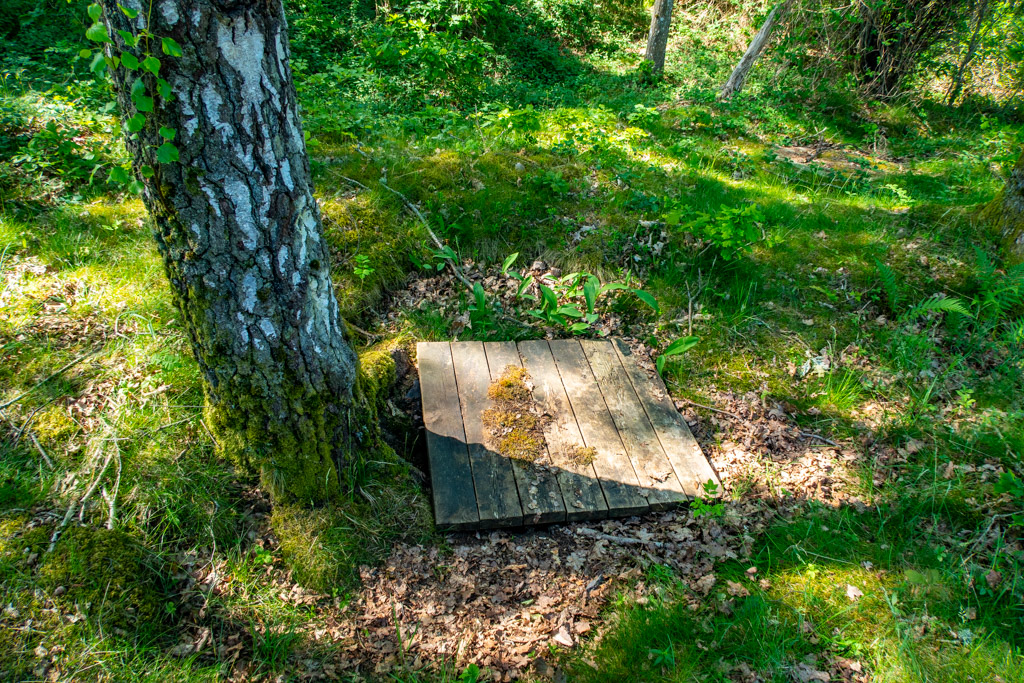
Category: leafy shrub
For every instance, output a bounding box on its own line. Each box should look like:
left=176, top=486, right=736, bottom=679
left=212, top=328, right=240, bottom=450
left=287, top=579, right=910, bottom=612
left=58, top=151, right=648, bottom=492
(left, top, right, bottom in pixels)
left=666, top=203, right=773, bottom=261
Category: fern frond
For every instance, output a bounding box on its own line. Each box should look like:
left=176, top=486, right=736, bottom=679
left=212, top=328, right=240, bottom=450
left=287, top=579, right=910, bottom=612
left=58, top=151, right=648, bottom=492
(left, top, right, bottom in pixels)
left=1000, top=264, right=1024, bottom=310
left=977, top=262, right=1024, bottom=324
left=875, top=258, right=901, bottom=312
left=901, top=294, right=972, bottom=323
left=972, top=245, right=996, bottom=286
left=1005, top=317, right=1024, bottom=345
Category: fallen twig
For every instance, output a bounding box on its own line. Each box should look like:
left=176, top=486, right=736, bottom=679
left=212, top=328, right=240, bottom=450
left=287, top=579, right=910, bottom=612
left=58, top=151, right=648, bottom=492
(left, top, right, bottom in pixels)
left=348, top=322, right=380, bottom=340
left=150, top=415, right=200, bottom=434
left=29, top=433, right=54, bottom=469
left=105, top=447, right=122, bottom=530
left=680, top=398, right=742, bottom=421
left=376, top=179, right=477, bottom=291
left=576, top=527, right=666, bottom=548
left=48, top=447, right=116, bottom=553
left=0, top=349, right=99, bottom=411
left=200, top=419, right=219, bottom=448
left=14, top=395, right=62, bottom=444
left=340, top=176, right=532, bottom=331
left=800, top=432, right=839, bottom=447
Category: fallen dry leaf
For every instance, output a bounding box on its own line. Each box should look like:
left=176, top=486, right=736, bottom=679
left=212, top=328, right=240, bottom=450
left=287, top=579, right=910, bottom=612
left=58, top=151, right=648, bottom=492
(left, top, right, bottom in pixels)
left=552, top=625, right=574, bottom=648
left=726, top=580, right=750, bottom=598
left=792, top=662, right=830, bottom=682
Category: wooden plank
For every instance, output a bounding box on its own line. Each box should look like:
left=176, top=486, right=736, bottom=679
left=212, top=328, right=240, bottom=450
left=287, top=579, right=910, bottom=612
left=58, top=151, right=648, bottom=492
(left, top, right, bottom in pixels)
left=548, top=340, right=649, bottom=516
left=517, top=340, right=609, bottom=521
left=611, top=338, right=720, bottom=496
left=483, top=342, right=566, bottom=525
left=451, top=341, right=524, bottom=527
left=417, top=342, right=480, bottom=530
left=581, top=339, right=688, bottom=508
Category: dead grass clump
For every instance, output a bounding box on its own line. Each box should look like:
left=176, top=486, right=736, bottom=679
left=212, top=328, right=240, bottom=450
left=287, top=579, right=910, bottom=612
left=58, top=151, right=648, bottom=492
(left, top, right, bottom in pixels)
left=494, top=428, right=547, bottom=463
left=487, top=365, right=532, bottom=403
left=482, top=408, right=540, bottom=433
left=484, top=366, right=549, bottom=464
left=566, top=445, right=597, bottom=466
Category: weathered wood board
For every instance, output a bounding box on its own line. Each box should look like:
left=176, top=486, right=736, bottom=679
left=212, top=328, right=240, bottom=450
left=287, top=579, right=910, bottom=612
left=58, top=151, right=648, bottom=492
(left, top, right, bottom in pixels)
left=417, top=339, right=719, bottom=530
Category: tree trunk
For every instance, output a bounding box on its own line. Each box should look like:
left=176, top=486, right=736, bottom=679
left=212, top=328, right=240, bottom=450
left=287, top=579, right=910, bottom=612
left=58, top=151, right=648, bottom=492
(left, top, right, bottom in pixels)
left=946, top=0, right=991, bottom=105
left=982, top=149, right=1024, bottom=265
left=719, top=0, right=791, bottom=100
left=97, top=0, right=362, bottom=504
left=644, top=0, right=674, bottom=75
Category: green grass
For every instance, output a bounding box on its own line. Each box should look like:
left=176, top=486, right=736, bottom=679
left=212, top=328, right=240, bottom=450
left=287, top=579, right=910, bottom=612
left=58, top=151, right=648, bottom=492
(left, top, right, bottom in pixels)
left=1, top=1, right=1023, bottom=680
left=573, top=504, right=1024, bottom=683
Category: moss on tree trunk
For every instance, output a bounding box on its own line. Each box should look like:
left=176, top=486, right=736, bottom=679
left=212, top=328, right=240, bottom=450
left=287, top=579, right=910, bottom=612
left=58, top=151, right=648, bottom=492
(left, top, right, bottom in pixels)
left=981, top=149, right=1024, bottom=265
left=97, top=0, right=375, bottom=504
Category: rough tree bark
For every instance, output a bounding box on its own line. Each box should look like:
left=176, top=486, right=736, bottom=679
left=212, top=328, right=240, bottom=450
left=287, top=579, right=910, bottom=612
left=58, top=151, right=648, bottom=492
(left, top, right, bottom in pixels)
left=644, top=0, right=674, bottom=75
left=97, top=0, right=364, bottom=504
left=719, top=0, right=791, bottom=100
left=982, top=149, right=1024, bottom=265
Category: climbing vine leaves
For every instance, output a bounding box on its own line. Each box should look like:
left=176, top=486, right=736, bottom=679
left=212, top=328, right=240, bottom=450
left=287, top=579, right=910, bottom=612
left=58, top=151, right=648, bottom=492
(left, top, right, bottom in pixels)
left=81, top=1, right=182, bottom=191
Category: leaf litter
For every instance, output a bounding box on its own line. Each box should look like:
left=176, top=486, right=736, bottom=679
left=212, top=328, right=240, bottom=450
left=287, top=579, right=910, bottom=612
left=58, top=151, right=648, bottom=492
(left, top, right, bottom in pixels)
left=211, top=346, right=875, bottom=680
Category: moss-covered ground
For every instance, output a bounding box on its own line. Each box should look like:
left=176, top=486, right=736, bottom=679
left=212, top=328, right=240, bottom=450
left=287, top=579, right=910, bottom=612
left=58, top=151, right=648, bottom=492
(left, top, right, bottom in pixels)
left=1, top=2, right=1023, bottom=681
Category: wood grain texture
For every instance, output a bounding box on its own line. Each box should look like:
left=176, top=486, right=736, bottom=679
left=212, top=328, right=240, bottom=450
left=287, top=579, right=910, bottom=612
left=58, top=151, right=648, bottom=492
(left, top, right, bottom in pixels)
left=417, top=342, right=480, bottom=530
left=452, top=341, right=524, bottom=527
left=417, top=339, right=715, bottom=530
left=611, top=338, right=720, bottom=496
left=548, top=339, right=649, bottom=516
left=517, top=340, right=609, bottom=521
left=484, top=341, right=567, bottom=524
left=580, top=339, right=687, bottom=508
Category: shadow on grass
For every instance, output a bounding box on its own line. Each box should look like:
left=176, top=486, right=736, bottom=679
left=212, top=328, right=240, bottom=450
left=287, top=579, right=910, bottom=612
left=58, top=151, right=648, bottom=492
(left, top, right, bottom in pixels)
left=570, top=501, right=1024, bottom=683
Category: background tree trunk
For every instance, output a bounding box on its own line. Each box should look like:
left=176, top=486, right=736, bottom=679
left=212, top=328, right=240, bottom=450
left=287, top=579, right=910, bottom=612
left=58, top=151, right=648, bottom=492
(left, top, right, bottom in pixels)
left=946, top=0, right=991, bottom=105
left=982, top=149, right=1024, bottom=265
left=644, top=0, right=674, bottom=75
left=98, top=0, right=362, bottom=504
left=719, top=0, right=791, bottom=100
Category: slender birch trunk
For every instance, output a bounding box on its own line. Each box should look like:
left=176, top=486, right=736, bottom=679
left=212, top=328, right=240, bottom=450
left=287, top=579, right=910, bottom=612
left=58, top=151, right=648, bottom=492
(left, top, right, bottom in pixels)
left=645, top=0, right=674, bottom=75
left=946, top=0, right=991, bottom=105
left=719, top=0, right=791, bottom=100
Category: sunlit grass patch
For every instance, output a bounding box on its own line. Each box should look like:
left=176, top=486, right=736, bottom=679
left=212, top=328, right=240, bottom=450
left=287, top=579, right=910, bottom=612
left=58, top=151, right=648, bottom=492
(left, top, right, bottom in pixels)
left=575, top=505, right=1024, bottom=683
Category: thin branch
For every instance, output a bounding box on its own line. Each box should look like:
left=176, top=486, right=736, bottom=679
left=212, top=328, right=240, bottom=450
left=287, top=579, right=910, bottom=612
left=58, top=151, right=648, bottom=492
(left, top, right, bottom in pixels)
left=199, top=419, right=218, bottom=448
left=800, top=431, right=840, bottom=447
left=106, top=449, right=122, bottom=530
left=376, top=179, right=476, bottom=291
left=29, top=433, right=54, bottom=469
left=48, top=447, right=115, bottom=553
left=13, top=395, right=62, bottom=444
left=576, top=527, right=666, bottom=548
left=348, top=322, right=380, bottom=340
left=150, top=415, right=200, bottom=434
left=340, top=176, right=532, bottom=331
left=0, top=350, right=99, bottom=411
left=680, top=398, right=743, bottom=421
left=337, top=175, right=370, bottom=192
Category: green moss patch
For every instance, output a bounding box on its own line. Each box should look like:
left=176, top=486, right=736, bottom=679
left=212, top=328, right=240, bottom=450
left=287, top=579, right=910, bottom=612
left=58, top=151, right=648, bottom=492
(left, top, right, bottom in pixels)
left=482, top=365, right=550, bottom=464
left=271, top=446, right=432, bottom=593
left=39, top=526, right=167, bottom=634
left=566, top=445, right=597, bottom=466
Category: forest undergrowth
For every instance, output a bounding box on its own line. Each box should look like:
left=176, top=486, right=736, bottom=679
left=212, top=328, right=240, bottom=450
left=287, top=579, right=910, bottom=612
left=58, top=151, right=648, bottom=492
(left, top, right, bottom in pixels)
left=1, top=1, right=1023, bottom=681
